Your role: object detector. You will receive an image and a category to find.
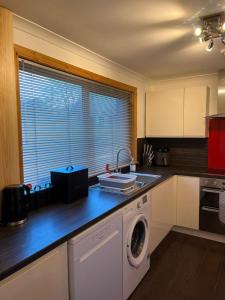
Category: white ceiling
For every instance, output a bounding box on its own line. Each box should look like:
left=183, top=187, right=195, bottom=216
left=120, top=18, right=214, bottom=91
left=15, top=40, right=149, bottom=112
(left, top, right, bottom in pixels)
left=1, top=0, right=225, bottom=78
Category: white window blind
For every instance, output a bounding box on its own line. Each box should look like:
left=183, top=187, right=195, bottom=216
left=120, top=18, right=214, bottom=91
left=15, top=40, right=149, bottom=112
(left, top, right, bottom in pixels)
left=19, top=59, right=132, bottom=186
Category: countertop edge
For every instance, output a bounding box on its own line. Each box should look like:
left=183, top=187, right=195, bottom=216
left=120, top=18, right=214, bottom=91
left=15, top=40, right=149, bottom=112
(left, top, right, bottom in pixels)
left=0, top=173, right=173, bottom=281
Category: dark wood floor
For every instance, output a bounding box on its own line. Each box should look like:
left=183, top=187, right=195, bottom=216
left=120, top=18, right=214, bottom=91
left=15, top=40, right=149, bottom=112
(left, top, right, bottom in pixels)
left=130, top=231, right=225, bottom=300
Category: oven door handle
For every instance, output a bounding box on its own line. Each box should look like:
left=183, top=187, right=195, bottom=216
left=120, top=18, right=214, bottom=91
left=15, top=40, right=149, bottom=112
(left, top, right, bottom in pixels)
left=201, top=188, right=224, bottom=194
left=201, top=206, right=219, bottom=213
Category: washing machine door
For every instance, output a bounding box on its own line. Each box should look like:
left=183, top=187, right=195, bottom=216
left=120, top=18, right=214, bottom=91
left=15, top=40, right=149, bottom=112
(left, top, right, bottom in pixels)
left=127, top=214, right=149, bottom=268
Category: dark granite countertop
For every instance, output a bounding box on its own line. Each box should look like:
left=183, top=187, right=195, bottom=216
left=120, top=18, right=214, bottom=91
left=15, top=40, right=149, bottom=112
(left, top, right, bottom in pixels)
left=142, top=166, right=225, bottom=179
left=0, top=172, right=170, bottom=281
left=1, top=166, right=225, bottom=282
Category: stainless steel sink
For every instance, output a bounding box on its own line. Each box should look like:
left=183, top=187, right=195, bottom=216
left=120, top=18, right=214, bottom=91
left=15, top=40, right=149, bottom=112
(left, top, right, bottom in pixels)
left=90, top=172, right=161, bottom=196
left=126, top=172, right=161, bottom=184
left=127, top=172, right=161, bottom=179
left=90, top=180, right=146, bottom=195
left=97, top=172, right=137, bottom=189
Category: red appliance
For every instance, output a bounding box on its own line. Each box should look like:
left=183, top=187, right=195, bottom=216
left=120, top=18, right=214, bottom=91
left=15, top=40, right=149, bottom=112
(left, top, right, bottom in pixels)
left=208, top=118, right=225, bottom=170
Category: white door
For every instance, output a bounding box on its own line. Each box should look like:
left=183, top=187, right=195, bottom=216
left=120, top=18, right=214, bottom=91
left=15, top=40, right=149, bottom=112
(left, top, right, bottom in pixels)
left=183, top=86, right=209, bottom=137
left=149, top=176, right=176, bottom=253
left=0, top=243, right=69, bottom=300
left=146, top=89, right=184, bottom=137
left=176, top=176, right=200, bottom=229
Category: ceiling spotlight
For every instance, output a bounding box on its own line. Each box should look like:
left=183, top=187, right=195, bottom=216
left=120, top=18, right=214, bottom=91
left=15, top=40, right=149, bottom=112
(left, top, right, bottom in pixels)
left=222, top=22, right=225, bottom=31
left=194, top=12, right=225, bottom=54
left=206, top=39, right=214, bottom=52
left=195, top=27, right=202, bottom=36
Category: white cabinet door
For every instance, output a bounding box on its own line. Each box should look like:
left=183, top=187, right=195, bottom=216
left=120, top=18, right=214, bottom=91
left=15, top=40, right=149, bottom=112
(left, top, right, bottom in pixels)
left=176, top=176, right=200, bottom=230
left=149, top=176, right=176, bottom=254
left=0, top=243, right=69, bottom=300
left=146, top=89, right=184, bottom=137
left=184, top=86, right=209, bottom=137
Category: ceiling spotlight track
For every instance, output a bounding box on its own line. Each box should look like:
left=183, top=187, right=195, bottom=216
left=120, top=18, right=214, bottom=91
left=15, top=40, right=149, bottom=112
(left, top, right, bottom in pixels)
left=194, top=12, right=225, bottom=52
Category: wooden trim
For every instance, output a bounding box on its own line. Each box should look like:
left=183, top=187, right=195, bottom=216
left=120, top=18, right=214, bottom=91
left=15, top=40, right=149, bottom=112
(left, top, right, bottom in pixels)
left=14, top=45, right=137, bottom=93
left=14, top=50, right=24, bottom=182
left=14, top=44, right=137, bottom=161
left=0, top=8, right=20, bottom=190
left=131, top=90, right=137, bottom=160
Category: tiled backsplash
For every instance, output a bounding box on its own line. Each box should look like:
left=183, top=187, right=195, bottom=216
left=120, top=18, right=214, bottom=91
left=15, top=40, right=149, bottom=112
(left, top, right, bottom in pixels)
left=137, top=138, right=208, bottom=168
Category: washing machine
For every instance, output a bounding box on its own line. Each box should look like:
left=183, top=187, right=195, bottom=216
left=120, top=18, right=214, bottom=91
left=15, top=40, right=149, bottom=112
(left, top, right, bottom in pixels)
left=123, top=192, right=150, bottom=300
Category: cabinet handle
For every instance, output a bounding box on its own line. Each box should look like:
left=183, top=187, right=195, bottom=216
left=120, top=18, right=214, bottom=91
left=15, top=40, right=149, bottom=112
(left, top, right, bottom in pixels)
left=201, top=206, right=219, bottom=213
left=201, top=188, right=224, bottom=194
left=79, top=230, right=118, bottom=263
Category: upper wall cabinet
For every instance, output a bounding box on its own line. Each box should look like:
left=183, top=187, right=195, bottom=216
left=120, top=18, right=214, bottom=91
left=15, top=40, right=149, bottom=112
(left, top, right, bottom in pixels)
left=146, top=89, right=184, bottom=137
left=146, top=86, right=209, bottom=137
left=183, top=86, right=209, bottom=137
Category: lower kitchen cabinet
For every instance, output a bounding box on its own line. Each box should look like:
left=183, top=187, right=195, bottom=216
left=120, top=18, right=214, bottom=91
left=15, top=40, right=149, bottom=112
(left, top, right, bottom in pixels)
left=176, top=176, right=200, bottom=230
left=149, top=176, right=176, bottom=254
left=0, top=243, right=69, bottom=300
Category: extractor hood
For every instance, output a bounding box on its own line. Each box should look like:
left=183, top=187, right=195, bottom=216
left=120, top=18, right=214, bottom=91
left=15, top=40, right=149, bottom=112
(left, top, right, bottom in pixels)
left=208, top=70, right=225, bottom=118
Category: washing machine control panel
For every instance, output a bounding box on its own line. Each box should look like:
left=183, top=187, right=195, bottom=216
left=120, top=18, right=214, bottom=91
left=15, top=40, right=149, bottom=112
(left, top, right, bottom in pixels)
left=137, top=201, right=142, bottom=209
left=137, top=194, right=148, bottom=209
left=142, top=195, right=148, bottom=204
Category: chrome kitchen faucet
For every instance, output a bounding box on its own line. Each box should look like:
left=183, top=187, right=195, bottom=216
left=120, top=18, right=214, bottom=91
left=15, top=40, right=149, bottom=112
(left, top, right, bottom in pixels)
left=116, top=148, right=132, bottom=173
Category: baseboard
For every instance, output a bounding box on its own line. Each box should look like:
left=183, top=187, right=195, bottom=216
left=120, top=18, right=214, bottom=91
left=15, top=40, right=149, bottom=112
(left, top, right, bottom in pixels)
left=172, top=226, right=225, bottom=244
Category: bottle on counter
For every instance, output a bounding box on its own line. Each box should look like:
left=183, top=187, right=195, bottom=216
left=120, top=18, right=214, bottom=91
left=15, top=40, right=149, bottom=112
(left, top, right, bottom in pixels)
left=130, top=158, right=136, bottom=172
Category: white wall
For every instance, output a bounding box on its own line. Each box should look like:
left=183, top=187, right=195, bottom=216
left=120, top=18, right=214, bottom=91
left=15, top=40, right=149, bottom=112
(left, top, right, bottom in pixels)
left=13, top=15, right=147, bottom=138
left=13, top=15, right=219, bottom=137
left=147, top=73, right=218, bottom=115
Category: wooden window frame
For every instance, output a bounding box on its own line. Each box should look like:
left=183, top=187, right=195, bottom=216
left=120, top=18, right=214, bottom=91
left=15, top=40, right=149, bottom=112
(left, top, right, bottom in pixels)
left=14, top=45, right=137, bottom=182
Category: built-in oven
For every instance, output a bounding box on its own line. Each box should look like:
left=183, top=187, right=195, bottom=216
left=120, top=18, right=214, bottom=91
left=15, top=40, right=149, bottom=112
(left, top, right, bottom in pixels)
left=200, top=177, right=225, bottom=235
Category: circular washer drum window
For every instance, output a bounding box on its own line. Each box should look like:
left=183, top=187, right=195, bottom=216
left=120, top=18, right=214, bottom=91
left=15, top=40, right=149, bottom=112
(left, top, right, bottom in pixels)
left=131, top=221, right=146, bottom=258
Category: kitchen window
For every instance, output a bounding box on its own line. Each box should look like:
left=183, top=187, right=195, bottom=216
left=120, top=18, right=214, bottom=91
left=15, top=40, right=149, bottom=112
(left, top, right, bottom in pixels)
left=18, top=57, right=135, bottom=186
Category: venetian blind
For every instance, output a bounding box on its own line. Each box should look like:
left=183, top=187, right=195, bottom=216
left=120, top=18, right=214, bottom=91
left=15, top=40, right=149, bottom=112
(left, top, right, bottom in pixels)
left=19, top=59, right=132, bottom=186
